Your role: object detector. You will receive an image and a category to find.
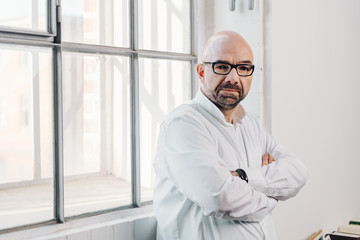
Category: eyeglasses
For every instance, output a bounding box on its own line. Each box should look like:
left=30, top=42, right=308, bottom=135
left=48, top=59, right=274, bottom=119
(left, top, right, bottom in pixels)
left=203, top=61, right=255, bottom=77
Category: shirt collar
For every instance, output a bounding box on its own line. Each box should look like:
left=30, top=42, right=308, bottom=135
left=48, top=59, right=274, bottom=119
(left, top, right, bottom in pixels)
left=193, top=90, right=246, bottom=126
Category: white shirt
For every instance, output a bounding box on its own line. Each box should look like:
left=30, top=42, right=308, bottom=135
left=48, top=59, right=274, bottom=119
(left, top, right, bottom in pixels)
left=153, top=90, right=308, bottom=240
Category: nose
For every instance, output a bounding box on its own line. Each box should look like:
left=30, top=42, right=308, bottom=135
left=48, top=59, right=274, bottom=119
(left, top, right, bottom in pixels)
left=224, top=67, right=241, bottom=85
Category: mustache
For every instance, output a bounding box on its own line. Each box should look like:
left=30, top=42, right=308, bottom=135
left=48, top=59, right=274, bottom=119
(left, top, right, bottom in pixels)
left=215, top=82, right=243, bottom=94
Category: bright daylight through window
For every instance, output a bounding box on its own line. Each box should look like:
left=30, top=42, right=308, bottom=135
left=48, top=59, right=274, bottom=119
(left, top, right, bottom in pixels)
left=0, top=0, right=196, bottom=231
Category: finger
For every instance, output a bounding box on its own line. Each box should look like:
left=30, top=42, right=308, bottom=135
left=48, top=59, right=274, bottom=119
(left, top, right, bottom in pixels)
left=262, top=154, right=269, bottom=166
left=268, top=155, right=274, bottom=164
left=230, top=171, right=239, bottom=177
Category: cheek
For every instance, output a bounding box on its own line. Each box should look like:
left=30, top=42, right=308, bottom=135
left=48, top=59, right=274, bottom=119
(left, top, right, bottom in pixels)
left=243, top=78, right=253, bottom=90
left=204, top=73, right=223, bottom=90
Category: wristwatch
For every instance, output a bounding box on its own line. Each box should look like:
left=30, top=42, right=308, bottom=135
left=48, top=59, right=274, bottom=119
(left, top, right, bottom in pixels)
left=235, top=168, right=248, bottom=183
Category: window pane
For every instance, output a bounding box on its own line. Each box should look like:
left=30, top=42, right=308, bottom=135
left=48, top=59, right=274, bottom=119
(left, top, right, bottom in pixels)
left=0, top=0, right=47, bottom=32
left=62, top=53, right=131, bottom=217
left=62, top=0, right=129, bottom=47
left=139, top=58, right=192, bottom=202
left=0, top=44, right=53, bottom=229
left=139, top=0, right=191, bottom=53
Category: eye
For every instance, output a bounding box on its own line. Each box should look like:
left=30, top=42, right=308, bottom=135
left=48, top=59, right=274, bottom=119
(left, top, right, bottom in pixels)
left=238, top=65, right=252, bottom=72
left=214, top=63, right=230, bottom=70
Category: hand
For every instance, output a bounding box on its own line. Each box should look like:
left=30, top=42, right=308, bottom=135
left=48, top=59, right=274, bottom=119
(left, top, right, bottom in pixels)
left=230, top=153, right=275, bottom=176
left=262, top=153, right=274, bottom=166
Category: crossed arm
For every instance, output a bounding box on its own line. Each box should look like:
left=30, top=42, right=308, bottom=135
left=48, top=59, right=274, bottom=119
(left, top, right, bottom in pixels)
left=231, top=153, right=274, bottom=176
left=159, top=114, right=307, bottom=221
left=232, top=149, right=307, bottom=201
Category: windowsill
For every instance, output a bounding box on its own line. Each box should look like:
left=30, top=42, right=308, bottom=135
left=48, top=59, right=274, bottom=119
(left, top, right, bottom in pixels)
left=0, top=204, right=154, bottom=240
left=0, top=175, right=153, bottom=231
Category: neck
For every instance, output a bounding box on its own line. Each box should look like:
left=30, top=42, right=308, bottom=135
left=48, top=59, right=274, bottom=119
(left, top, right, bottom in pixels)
left=221, top=109, right=235, bottom=124
left=211, top=100, right=239, bottom=124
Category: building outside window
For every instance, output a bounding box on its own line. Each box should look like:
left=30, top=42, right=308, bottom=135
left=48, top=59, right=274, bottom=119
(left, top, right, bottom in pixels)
left=0, top=0, right=196, bottom=231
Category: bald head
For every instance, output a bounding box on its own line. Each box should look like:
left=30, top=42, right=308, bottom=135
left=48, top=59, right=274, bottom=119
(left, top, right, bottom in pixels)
left=201, top=31, right=253, bottom=63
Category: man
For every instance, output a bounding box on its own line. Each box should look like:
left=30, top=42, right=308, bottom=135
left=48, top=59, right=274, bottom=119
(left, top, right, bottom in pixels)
left=153, top=31, right=308, bottom=240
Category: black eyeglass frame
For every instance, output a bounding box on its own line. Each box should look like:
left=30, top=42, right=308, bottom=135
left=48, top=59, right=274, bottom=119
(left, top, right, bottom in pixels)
left=203, top=61, right=255, bottom=77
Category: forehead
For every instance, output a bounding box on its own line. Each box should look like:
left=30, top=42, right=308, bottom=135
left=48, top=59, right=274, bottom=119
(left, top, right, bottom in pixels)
left=204, top=36, right=253, bottom=63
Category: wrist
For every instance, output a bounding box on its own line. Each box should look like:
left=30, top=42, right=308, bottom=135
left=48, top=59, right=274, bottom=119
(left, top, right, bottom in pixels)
left=235, top=168, right=248, bottom=183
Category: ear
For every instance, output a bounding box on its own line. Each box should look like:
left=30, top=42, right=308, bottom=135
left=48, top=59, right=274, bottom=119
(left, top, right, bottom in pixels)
left=196, top=63, right=205, bottom=82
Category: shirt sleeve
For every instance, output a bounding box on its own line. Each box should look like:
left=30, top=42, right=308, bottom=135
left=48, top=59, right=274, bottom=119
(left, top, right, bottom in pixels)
left=156, top=113, right=277, bottom=222
left=244, top=125, right=308, bottom=201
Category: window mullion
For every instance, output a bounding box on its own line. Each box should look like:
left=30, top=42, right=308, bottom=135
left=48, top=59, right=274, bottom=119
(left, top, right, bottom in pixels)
left=53, top=0, right=64, bottom=223
left=130, top=0, right=141, bottom=207
left=190, top=0, right=198, bottom=98
left=33, top=51, right=41, bottom=181
left=130, top=54, right=141, bottom=208
left=48, top=0, right=60, bottom=36
left=53, top=46, right=64, bottom=223
left=190, top=0, right=198, bottom=57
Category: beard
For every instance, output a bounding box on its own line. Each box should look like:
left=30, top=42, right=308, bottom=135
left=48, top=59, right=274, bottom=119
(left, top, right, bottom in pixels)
left=205, top=81, right=247, bottom=111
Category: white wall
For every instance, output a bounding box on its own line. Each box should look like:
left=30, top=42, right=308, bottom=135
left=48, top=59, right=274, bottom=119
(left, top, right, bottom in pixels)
left=272, top=0, right=360, bottom=239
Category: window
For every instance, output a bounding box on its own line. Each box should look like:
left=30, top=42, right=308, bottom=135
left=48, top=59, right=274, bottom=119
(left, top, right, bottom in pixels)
left=0, top=44, right=53, bottom=229
left=0, top=0, right=196, bottom=231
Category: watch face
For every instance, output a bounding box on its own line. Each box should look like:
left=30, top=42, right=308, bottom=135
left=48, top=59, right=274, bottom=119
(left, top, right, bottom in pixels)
left=236, top=169, right=248, bottom=182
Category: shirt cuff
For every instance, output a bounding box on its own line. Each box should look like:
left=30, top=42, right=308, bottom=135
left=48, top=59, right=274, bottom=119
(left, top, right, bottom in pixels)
left=268, top=197, right=277, bottom=212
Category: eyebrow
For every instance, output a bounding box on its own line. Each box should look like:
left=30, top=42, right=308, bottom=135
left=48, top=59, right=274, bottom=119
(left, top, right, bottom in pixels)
left=213, top=60, right=253, bottom=64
